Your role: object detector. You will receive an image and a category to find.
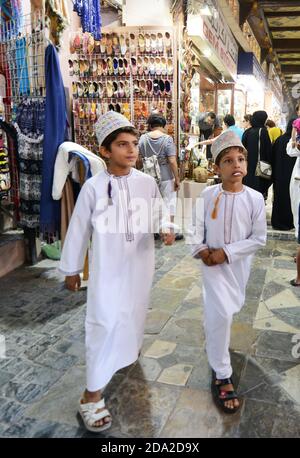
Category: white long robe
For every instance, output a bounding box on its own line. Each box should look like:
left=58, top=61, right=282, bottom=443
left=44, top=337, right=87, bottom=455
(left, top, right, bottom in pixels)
left=287, top=139, right=300, bottom=238
left=188, top=184, right=267, bottom=379
left=59, top=169, right=167, bottom=391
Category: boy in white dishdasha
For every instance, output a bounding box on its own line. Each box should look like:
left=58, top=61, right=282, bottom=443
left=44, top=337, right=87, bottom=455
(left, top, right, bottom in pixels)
left=59, top=112, right=175, bottom=432
left=189, top=130, right=267, bottom=413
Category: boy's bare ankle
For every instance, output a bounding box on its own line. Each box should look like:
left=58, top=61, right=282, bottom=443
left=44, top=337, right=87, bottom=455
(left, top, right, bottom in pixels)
left=82, top=389, right=102, bottom=403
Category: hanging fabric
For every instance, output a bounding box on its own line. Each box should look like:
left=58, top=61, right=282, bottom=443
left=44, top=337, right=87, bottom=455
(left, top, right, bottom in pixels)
left=73, top=0, right=102, bottom=41
left=14, top=98, right=45, bottom=228
left=40, top=43, right=68, bottom=236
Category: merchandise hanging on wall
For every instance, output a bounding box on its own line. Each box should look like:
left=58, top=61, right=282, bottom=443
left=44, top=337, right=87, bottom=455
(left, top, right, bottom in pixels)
left=70, top=26, right=176, bottom=154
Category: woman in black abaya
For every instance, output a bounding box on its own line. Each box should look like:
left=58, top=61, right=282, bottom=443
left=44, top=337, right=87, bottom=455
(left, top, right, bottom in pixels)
left=271, top=118, right=297, bottom=230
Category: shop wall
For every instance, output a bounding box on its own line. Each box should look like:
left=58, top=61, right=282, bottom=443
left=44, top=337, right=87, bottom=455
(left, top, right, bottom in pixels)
left=123, top=0, right=173, bottom=26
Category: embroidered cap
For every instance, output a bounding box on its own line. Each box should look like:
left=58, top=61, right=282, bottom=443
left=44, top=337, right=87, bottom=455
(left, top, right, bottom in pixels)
left=95, top=111, right=134, bottom=146
left=211, top=130, right=245, bottom=162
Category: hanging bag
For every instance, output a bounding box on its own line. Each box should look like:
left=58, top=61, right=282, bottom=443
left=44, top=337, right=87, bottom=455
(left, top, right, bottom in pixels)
left=255, top=128, right=272, bottom=180
left=141, top=134, right=169, bottom=185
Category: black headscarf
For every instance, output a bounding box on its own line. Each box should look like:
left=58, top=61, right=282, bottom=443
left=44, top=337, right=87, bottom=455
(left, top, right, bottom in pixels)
left=251, top=110, right=268, bottom=128
left=284, top=117, right=297, bottom=139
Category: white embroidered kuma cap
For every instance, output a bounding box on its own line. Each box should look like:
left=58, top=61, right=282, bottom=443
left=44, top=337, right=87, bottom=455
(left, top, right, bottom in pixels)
left=211, top=130, right=245, bottom=162
left=95, top=111, right=134, bottom=146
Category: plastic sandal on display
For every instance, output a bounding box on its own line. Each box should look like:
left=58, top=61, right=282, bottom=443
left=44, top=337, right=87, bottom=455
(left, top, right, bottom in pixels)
left=124, top=80, right=131, bottom=98
left=138, top=33, right=145, bottom=52
left=133, top=79, right=140, bottom=93
left=72, top=82, right=78, bottom=98
left=145, top=33, right=151, bottom=53
left=94, top=40, right=101, bottom=53
left=124, top=58, right=130, bottom=76
left=146, top=79, right=153, bottom=93
left=113, top=57, right=119, bottom=75
left=112, top=33, right=120, bottom=54
left=137, top=57, right=144, bottom=76
left=98, top=82, right=104, bottom=98
left=88, top=82, right=94, bottom=98
left=143, top=56, right=149, bottom=75
left=130, top=33, right=136, bottom=53
left=106, top=81, right=114, bottom=98
left=82, top=32, right=90, bottom=54
left=108, top=103, right=115, bottom=111
left=107, top=57, right=114, bottom=75
left=100, top=35, right=106, bottom=53
left=93, top=82, right=99, bottom=98
left=87, top=35, right=95, bottom=54
left=159, top=80, right=165, bottom=95
left=151, top=33, right=157, bottom=53
left=78, top=398, right=112, bottom=433
left=120, top=34, right=127, bottom=55
left=165, top=32, right=172, bottom=52
left=102, top=60, right=108, bottom=76
left=118, top=58, right=124, bottom=75
left=106, top=33, right=113, bottom=55
left=167, top=58, right=173, bottom=75
left=77, top=82, right=83, bottom=97
left=149, top=57, right=155, bottom=76
left=113, top=81, right=119, bottom=98
left=68, top=59, right=73, bottom=76
left=118, top=81, right=125, bottom=98
left=157, top=33, right=164, bottom=53
left=131, top=57, right=137, bottom=75
left=92, top=60, right=97, bottom=77
left=115, top=103, right=122, bottom=113
left=153, top=79, right=160, bottom=96
left=165, top=80, right=172, bottom=96
left=139, top=79, right=147, bottom=97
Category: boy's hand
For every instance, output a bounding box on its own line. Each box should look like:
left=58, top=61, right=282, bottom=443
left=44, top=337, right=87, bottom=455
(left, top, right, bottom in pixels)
left=161, top=232, right=175, bottom=245
left=292, top=141, right=296, bottom=149
left=209, top=248, right=227, bottom=265
left=198, top=248, right=213, bottom=266
left=174, top=178, right=180, bottom=191
left=65, top=274, right=81, bottom=291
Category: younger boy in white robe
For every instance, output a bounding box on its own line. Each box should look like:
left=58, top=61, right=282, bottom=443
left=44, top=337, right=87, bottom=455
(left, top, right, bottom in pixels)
left=59, top=111, right=175, bottom=432
left=189, top=130, right=267, bottom=414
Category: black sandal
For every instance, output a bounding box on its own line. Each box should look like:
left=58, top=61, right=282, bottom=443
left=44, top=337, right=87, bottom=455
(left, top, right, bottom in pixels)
left=211, top=371, right=241, bottom=414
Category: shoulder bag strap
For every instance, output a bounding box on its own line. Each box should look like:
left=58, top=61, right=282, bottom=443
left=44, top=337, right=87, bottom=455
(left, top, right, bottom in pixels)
left=257, top=128, right=262, bottom=162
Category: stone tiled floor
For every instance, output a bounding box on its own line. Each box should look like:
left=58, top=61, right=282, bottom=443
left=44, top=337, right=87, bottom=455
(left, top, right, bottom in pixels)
left=0, top=238, right=300, bottom=437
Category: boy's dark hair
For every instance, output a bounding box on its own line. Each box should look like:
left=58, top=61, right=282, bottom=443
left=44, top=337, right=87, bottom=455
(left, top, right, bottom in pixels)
left=207, top=112, right=216, bottom=119
left=215, top=147, right=247, bottom=166
left=296, top=102, right=300, bottom=112
left=101, top=126, right=139, bottom=151
left=147, top=114, right=166, bottom=129
left=223, top=114, right=235, bottom=127
left=266, top=119, right=276, bottom=128
left=244, top=114, right=252, bottom=123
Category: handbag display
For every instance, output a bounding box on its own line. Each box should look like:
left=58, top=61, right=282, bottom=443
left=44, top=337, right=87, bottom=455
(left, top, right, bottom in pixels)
left=255, top=128, right=272, bottom=180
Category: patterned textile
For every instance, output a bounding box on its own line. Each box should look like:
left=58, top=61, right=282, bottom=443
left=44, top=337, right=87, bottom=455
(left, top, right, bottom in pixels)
left=0, top=121, right=19, bottom=218
left=14, top=98, right=45, bottom=228
left=73, top=0, right=102, bottom=40
left=95, top=111, right=133, bottom=147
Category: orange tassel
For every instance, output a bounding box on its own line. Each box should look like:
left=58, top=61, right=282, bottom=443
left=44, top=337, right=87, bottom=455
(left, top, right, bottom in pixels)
left=211, top=191, right=223, bottom=219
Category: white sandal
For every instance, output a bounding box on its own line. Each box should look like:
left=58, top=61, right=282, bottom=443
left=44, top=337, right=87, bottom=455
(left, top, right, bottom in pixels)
left=79, top=398, right=112, bottom=433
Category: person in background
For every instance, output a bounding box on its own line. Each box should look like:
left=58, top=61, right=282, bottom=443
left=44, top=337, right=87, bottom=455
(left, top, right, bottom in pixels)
left=242, top=114, right=252, bottom=131
left=266, top=119, right=282, bottom=144
left=271, top=118, right=297, bottom=230
left=242, top=110, right=272, bottom=198
left=197, top=111, right=221, bottom=159
left=139, top=114, right=181, bottom=228
left=223, top=114, right=244, bottom=140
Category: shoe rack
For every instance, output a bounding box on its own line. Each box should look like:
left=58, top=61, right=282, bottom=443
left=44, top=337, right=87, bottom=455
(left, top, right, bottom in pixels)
left=70, top=26, right=177, bottom=154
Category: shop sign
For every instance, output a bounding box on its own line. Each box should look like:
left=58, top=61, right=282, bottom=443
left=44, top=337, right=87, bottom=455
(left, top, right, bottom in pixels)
left=238, top=52, right=266, bottom=87
left=199, top=0, right=238, bottom=78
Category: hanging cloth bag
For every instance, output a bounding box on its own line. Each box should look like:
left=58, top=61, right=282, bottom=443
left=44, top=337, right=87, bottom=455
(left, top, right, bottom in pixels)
left=140, top=134, right=169, bottom=185
left=255, top=128, right=272, bottom=180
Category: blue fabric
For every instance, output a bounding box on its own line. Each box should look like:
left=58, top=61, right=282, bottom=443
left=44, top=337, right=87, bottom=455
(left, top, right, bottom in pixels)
left=15, top=37, right=30, bottom=96
left=228, top=125, right=244, bottom=140
left=73, top=0, right=102, bottom=40
left=69, top=151, right=92, bottom=180
left=40, top=44, right=68, bottom=235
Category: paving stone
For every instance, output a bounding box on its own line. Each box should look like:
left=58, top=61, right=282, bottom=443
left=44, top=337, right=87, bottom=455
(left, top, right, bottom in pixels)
left=160, top=388, right=241, bottom=438
left=144, top=340, right=177, bottom=359
left=35, top=351, right=78, bottom=371
left=129, top=358, right=162, bottom=382
left=157, top=364, right=193, bottom=386
left=0, top=400, right=25, bottom=423
left=237, top=399, right=278, bottom=438
left=145, top=309, right=172, bottom=334
left=254, top=331, right=299, bottom=361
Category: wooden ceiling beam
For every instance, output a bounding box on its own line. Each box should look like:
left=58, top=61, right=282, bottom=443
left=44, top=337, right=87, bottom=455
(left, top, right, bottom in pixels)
left=265, top=11, right=300, bottom=17
left=273, top=39, right=300, bottom=50
left=281, top=64, right=300, bottom=72
left=270, top=26, right=300, bottom=31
